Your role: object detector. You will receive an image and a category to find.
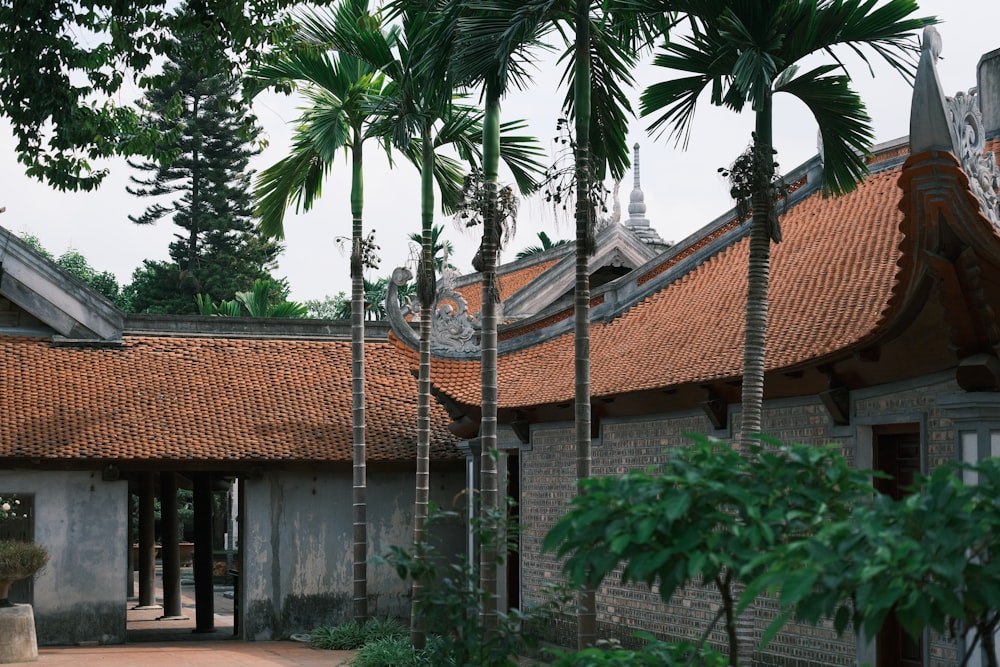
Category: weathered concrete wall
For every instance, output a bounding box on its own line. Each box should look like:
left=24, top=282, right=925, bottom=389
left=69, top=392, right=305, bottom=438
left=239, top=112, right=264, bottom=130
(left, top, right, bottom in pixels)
left=0, top=470, right=127, bottom=645
left=242, top=465, right=465, bottom=639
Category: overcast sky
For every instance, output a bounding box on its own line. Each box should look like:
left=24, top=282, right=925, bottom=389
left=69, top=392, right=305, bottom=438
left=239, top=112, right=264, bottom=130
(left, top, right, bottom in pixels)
left=1, top=0, right=997, bottom=304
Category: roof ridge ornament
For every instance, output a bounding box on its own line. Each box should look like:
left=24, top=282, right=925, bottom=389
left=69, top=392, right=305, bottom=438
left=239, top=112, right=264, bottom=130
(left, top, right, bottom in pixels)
left=947, top=88, right=1000, bottom=226
left=429, top=288, right=480, bottom=355
left=386, top=265, right=481, bottom=356
left=910, top=26, right=958, bottom=155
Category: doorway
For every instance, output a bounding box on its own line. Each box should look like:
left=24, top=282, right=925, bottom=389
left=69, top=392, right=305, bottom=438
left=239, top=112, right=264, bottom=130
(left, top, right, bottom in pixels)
left=873, top=427, right=923, bottom=667
left=127, top=472, right=241, bottom=642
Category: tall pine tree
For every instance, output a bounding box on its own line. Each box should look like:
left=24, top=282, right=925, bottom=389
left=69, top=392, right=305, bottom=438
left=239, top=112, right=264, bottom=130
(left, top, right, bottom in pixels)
left=127, top=2, right=282, bottom=315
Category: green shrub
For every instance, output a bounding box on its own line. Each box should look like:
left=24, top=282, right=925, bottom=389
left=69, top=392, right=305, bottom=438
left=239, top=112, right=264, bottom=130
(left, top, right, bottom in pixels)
left=350, top=636, right=439, bottom=667
left=311, top=617, right=408, bottom=650
left=549, top=638, right=727, bottom=667
left=380, top=501, right=567, bottom=667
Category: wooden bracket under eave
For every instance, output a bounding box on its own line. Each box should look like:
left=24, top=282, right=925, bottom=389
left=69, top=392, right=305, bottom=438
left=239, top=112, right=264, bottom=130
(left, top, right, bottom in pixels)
left=957, top=353, right=1000, bottom=391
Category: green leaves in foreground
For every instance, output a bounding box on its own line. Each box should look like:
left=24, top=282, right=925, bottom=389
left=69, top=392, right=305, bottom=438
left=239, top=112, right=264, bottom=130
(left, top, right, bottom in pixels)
left=545, top=435, right=1000, bottom=664
left=544, top=435, right=873, bottom=608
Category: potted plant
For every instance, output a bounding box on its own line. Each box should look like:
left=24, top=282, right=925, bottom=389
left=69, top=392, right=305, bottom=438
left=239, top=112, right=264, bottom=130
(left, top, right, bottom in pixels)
left=0, top=540, right=48, bottom=607
left=0, top=495, right=47, bottom=664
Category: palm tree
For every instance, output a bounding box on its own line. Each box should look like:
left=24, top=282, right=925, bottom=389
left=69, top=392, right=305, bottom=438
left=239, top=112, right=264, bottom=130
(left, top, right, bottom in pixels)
left=442, top=1, right=551, bottom=631
left=407, top=223, right=456, bottom=273
left=299, top=5, right=541, bottom=645
left=640, top=0, right=929, bottom=441
left=249, top=0, right=397, bottom=622
left=469, top=0, right=663, bottom=647
left=639, top=2, right=929, bottom=662
left=515, top=231, right=569, bottom=259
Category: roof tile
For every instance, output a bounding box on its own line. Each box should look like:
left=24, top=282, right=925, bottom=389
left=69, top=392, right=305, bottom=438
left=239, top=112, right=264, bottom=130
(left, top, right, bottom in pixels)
left=0, top=335, right=459, bottom=463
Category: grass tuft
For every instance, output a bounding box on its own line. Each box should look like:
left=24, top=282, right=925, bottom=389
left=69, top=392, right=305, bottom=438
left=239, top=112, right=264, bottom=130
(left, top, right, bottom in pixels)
left=310, top=617, right=408, bottom=651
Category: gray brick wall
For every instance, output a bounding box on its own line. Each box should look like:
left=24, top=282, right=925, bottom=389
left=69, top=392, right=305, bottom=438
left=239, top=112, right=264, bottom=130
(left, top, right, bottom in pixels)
left=519, top=383, right=961, bottom=667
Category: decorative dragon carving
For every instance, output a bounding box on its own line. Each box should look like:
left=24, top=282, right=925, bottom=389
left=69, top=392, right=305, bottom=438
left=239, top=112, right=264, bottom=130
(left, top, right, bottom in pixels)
left=947, top=88, right=1000, bottom=227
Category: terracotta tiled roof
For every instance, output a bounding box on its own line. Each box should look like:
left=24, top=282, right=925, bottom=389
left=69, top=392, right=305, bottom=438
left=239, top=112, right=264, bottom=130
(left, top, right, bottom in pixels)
left=455, top=258, right=560, bottom=315
left=0, top=335, right=459, bottom=463
left=423, top=163, right=912, bottom=409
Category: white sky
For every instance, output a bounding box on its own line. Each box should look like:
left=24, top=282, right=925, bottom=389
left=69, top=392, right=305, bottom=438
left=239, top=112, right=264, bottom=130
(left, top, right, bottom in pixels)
left=1, top=0, right=997, bottom=303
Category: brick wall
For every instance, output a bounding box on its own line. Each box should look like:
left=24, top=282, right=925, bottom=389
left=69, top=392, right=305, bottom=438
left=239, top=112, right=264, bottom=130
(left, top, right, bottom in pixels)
left=519, top=382, right=960, bottom=666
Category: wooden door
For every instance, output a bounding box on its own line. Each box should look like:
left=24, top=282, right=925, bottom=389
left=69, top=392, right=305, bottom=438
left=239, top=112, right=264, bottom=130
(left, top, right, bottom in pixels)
left=874, top=430, right=923, bottom=667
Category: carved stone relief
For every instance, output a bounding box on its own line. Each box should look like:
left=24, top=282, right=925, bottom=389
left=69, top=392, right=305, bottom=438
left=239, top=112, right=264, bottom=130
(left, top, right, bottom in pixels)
left=948, top=88, right=1000, bottom=226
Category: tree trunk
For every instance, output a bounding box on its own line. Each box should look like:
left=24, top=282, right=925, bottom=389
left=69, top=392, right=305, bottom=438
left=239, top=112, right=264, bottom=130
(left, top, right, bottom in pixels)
left=735, top=97, right=776, bottom=667
left=573, top=0, right=596, bottom=650
left=479, top=91, right=502, bottom=634
left=350, top=125, right=368, bottom=623
left=740, top=100, right=774, bottom=445
left=411, top=124, right=436, bottom=650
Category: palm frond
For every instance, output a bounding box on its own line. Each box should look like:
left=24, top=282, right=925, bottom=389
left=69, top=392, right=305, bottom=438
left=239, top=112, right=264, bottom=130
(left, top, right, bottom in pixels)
left=499, top=119, right=547, bottom=195
left=253, top=131, right=328, bottom=239
left=776, top=65, right=873, bottom=195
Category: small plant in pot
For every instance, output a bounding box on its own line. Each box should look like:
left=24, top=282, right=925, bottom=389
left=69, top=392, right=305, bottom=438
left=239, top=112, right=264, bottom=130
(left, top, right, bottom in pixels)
left=0, top=496, right=48, bottom=606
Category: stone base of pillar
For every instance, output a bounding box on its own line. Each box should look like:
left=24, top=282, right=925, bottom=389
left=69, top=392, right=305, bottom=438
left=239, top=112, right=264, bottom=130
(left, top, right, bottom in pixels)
left=0, top=603, right=38, bottom=663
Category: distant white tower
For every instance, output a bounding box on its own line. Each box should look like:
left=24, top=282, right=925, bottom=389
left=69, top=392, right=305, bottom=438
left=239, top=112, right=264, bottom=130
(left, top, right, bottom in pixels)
left=624, top=143, right=668, bottom=249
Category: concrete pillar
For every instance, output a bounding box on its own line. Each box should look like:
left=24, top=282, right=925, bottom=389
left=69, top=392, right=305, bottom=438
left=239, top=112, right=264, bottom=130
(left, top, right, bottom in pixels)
left=193, top=473, right=215, bottom=633
left=126, top=481, right=135, bottom=600
left=0, top=604, right=37, bottom=663
left=135, top=472, right=159, bottom=609
left=979, top=47, right=1000, bottom=138
left=159, top=472, right=184, bottom=619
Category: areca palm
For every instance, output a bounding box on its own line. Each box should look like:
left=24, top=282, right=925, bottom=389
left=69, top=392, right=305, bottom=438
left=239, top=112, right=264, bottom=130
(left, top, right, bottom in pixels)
left=300, top=4, right=544, bottom=646
left=515, top=231, right=569, bottom=259
left=249, top=0, right=397, bottom=623
left=441, top=0, right=550, bottom=633
left=407, top=223, right=456, bottom=273
left=641, top=0, right=929, bottom=441
left=639, top=2, right=930, bottom=663
left=453, top=0, right=665, bottom=647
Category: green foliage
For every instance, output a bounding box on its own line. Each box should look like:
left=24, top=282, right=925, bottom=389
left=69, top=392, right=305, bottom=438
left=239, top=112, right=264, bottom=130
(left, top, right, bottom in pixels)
left=350, top=636, right=441, bottom=667
left=381, top=503, right=565, bottom=667
left=547, top=435, right=1000, bottom=666
left=17, top=234, right=54, bottom=261
left=310, top=617, right=407, bottom=650
left=126, top=2, right=282, bottom=315
left=196, top=279, right=307, bottom=318
left=0, top=540, right=48, bottom=579
left=18, top=234, right=128, bottom=308
left=515, top=231, right=570, bottom=260
left=758, top=456, right=1000, bottom=665
left=0, top=0, right=316, bottom=192
left=407, top=224, right=456, bottom=274
left=545, top=435, right=876, bottom=660
left=304, top=293, right=349, bottom=320
left=550, top=637, right=726, bottom=667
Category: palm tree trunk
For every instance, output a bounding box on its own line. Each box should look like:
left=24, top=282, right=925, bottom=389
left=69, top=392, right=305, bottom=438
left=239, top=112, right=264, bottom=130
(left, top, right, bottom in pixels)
left=479, top=91, right=501, bottom=633
left=574, top=0, right=597, bottom=650
left=350, top=127, right=368, bottom=623
left=411, top=124, right=436, bottom=650
left=741, top=99, right=774, bottom=444
left=735, top=97, right=775, bottom=667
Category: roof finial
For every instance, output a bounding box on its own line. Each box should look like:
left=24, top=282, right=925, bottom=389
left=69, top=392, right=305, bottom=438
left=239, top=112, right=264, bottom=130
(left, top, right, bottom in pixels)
left=627, top=143, right=649, bottom=229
